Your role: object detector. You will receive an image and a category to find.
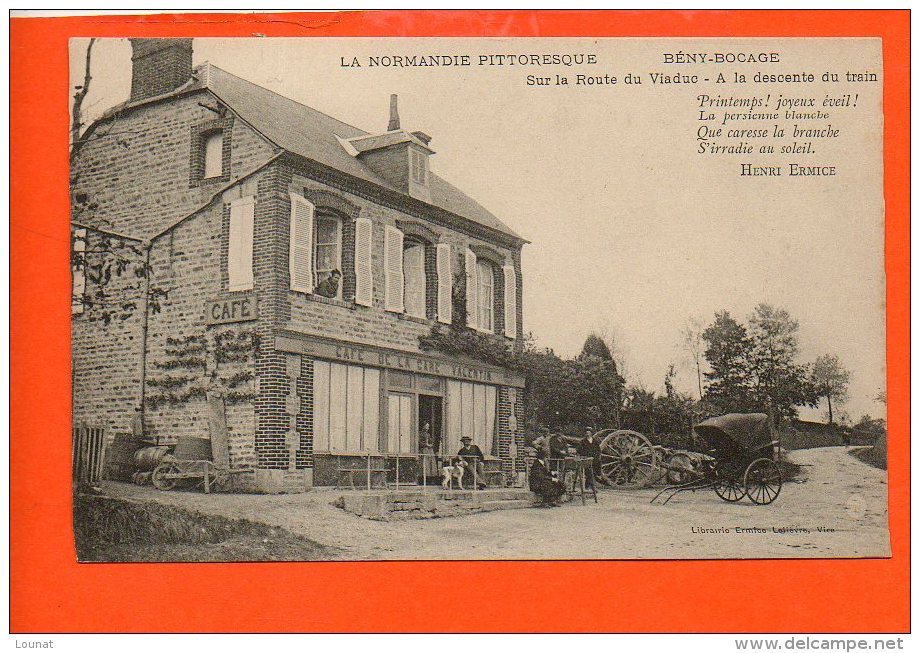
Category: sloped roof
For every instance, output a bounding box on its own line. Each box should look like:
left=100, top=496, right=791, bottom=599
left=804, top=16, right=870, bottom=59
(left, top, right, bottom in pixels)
left=203, top=65, right=523, bottom=241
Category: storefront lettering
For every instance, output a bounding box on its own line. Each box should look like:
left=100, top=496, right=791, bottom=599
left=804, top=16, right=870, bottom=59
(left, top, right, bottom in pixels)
left=206, top=296, right=258, bottom=325
left=275, top=333, right=526, bottom=388
left=450, top=364, right=495, bottom=383
left=335, top=345, right=367, bottom=363
left=375, top=352, right=442, bottom=374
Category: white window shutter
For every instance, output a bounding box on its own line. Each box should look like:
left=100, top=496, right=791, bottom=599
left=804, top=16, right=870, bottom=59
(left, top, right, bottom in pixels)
left=228, top=196, right=255, bottom=291
left=436, top=243, right=452, bottom=324
left=354, top=217, right=374, bottom=306
left=503, top=263, right=517, bottom=338
left=289, top=193, right=314, bottom=293
left=384, top=225, right=404, bottom=312
left=465, top=248, right=478, bottom=328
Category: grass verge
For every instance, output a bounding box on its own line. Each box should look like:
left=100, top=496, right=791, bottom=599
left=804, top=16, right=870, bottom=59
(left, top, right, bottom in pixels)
left=74, top=491, right=340, bottom=562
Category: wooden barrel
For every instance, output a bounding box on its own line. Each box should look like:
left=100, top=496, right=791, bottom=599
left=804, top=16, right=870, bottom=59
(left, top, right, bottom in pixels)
left=104, top=434, right=144, bottom=481
left=173, top=436, right=212, bottom=461
left=133, top=446, right=172, bottom=471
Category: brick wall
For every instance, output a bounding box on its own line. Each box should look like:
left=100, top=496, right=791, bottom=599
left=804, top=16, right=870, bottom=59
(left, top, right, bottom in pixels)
left=252, top=164, right=292, bottom=470
left=497, top=386, right=527, bottom=474
left=72, top=90, right=526, bottom=488
left=284, top=168, right=522, bottom=354
left=72, top=89, right=273, bottom=457
left=72, top=89, right=276, bottom=240
left=142, top=180, right=262, bottom=468
left=129, top=39, right=193, bottom=102
left=71, top=227, right=144, bottom=437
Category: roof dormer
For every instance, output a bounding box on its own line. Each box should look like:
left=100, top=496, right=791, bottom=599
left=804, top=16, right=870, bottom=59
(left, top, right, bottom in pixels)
left=337, top=95, right=434, bottom=203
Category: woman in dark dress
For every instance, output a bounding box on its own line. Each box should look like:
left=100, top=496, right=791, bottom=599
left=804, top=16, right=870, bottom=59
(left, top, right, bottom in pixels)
left=529, top=452, right=566, bottom=506
left=419, top=422, right=439, bottom=483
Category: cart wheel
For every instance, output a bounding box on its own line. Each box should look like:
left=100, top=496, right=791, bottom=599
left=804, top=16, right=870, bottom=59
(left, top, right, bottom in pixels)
left=598, top=430, right=658, bottom=489
left=665, top=452, right=694, bottom=484
left=713, top=476, right=746, bottom=502
left=152, top=462, right=178, bottom=491
left=743, top=458, right=782, bottom=505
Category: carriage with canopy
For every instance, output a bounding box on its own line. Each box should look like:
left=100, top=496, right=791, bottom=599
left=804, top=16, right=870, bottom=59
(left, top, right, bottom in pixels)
left=589, top=413, right=783, bottom=505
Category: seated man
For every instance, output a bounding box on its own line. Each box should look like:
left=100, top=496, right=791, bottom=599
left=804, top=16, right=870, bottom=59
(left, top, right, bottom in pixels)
left=457, top=436, right=487, bottom=490
left=529, top=452, right=566, bottom=507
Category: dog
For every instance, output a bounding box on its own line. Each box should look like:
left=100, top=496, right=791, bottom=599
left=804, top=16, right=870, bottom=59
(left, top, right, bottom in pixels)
left=441, top=458, right=468, bottom=490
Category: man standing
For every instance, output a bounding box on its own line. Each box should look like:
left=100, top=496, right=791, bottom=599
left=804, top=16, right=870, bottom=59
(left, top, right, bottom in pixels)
left=574, top=427, right=604, bottom=490
left=457, top=436, right=487, bottom=490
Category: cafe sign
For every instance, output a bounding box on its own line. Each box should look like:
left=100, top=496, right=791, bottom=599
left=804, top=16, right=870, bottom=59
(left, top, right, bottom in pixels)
left=275, top=332, right=526, bottom=388
left=206, top=295, right=258, bottom=325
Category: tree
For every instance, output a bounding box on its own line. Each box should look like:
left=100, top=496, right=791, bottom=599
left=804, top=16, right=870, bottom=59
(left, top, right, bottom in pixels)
left=663, top=363, right=677, bottom=399
left=680, top=316, right=706, bottom=400
left=747, top=303, right=818, bottom=421
left=70, top=38, right=97, bottom=153
left=852, top=414, right=886, bottom=438
left=577, top=332, right=624, bottom=427
left=581, top=332, right=613, bottom=360
left=702, top=311, right=755, bottom=412
left=701, top=305, right=817, bottom=421
left=812, top=354, right=851, bottom=424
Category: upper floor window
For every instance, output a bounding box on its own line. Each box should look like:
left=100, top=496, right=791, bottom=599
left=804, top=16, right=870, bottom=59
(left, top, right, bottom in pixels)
left=314, top=213, right=342, bottom=299
left=410, top=149, right=427, bottom=185
left=477, top=259, right=495, bottom=332
left=203, top=131, right=224, bottom=179
left=403, top=239, right=427, bottom=319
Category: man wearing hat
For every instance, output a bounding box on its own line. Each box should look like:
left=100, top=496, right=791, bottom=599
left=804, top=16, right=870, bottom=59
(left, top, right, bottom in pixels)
left=457, top=436, right=487, bottom=490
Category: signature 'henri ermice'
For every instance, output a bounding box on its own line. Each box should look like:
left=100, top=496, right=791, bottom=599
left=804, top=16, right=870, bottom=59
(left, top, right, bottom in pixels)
left=741, top=163, right=837, bottom=176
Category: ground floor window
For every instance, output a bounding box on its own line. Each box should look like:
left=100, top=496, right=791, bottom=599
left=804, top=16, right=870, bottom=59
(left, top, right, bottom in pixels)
left=311, top=360, right=499, bottom=460
left=313, top=361, right=380, bottom=452
left=444, top=381, right=497, bottom=457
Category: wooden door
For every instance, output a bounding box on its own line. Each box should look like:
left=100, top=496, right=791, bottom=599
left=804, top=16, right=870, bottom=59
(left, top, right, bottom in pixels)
left=386, top=392, right=414, bottom=454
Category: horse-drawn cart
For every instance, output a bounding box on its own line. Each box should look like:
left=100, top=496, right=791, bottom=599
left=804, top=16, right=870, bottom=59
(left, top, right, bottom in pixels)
left=651, top=413, right=783, bottom=505
left=590, top=413, right=782, bottom=505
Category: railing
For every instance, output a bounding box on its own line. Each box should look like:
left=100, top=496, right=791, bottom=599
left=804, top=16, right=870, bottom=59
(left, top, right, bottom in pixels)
left=334, top=451, right=516, bottom=491
left=333, top=451, right=598, bottom=504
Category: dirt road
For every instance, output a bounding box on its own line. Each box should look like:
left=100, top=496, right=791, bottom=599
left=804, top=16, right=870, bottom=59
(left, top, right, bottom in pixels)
left=102, top=446, right=889, bottom=560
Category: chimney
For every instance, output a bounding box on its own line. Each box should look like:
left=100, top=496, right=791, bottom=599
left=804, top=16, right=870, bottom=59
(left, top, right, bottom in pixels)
left=387, top=94, right=400, bottom=131
left=129, top=38, right=193, bottom=102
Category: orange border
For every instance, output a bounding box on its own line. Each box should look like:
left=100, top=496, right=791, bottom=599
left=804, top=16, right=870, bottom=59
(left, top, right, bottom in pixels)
left=10, top=10, right=909, bottom=633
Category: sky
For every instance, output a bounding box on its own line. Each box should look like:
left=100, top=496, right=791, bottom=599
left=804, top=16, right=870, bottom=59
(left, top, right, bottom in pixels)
left=70, top=37, right=888, bottom=422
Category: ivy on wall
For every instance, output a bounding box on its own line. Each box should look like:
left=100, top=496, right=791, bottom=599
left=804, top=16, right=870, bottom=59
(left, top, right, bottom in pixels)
left=418, top=269, right=527, bottom=370
left=145, top=329, right=259, bottom=409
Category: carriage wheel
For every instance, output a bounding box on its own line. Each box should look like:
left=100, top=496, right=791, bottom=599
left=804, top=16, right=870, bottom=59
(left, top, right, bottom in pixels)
left=713, top=476, right=746, bottom=502
left=152, top=462, right=179, bottom=491
left=665, top=452, right=694, bottom=484
left=743, top=458, right=782, bottom=505
left=598, top=430, right=658, bottom=489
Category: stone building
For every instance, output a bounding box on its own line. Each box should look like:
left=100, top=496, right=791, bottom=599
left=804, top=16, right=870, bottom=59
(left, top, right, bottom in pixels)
left=71, top=39, right=528, bottom=492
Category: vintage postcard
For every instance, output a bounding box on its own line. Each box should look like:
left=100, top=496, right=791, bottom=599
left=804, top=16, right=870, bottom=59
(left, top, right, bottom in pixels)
left=69, top=35, right=888, bottom=562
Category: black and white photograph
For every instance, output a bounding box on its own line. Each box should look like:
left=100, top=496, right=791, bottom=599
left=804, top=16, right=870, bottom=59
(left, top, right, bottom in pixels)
left=69, top=36, right=888, bottom=562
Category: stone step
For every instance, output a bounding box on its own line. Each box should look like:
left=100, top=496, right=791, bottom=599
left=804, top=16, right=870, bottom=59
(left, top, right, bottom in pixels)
left=480, top=499, right=536, bottom=511
left=430, top=490, right=534, bottom=502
